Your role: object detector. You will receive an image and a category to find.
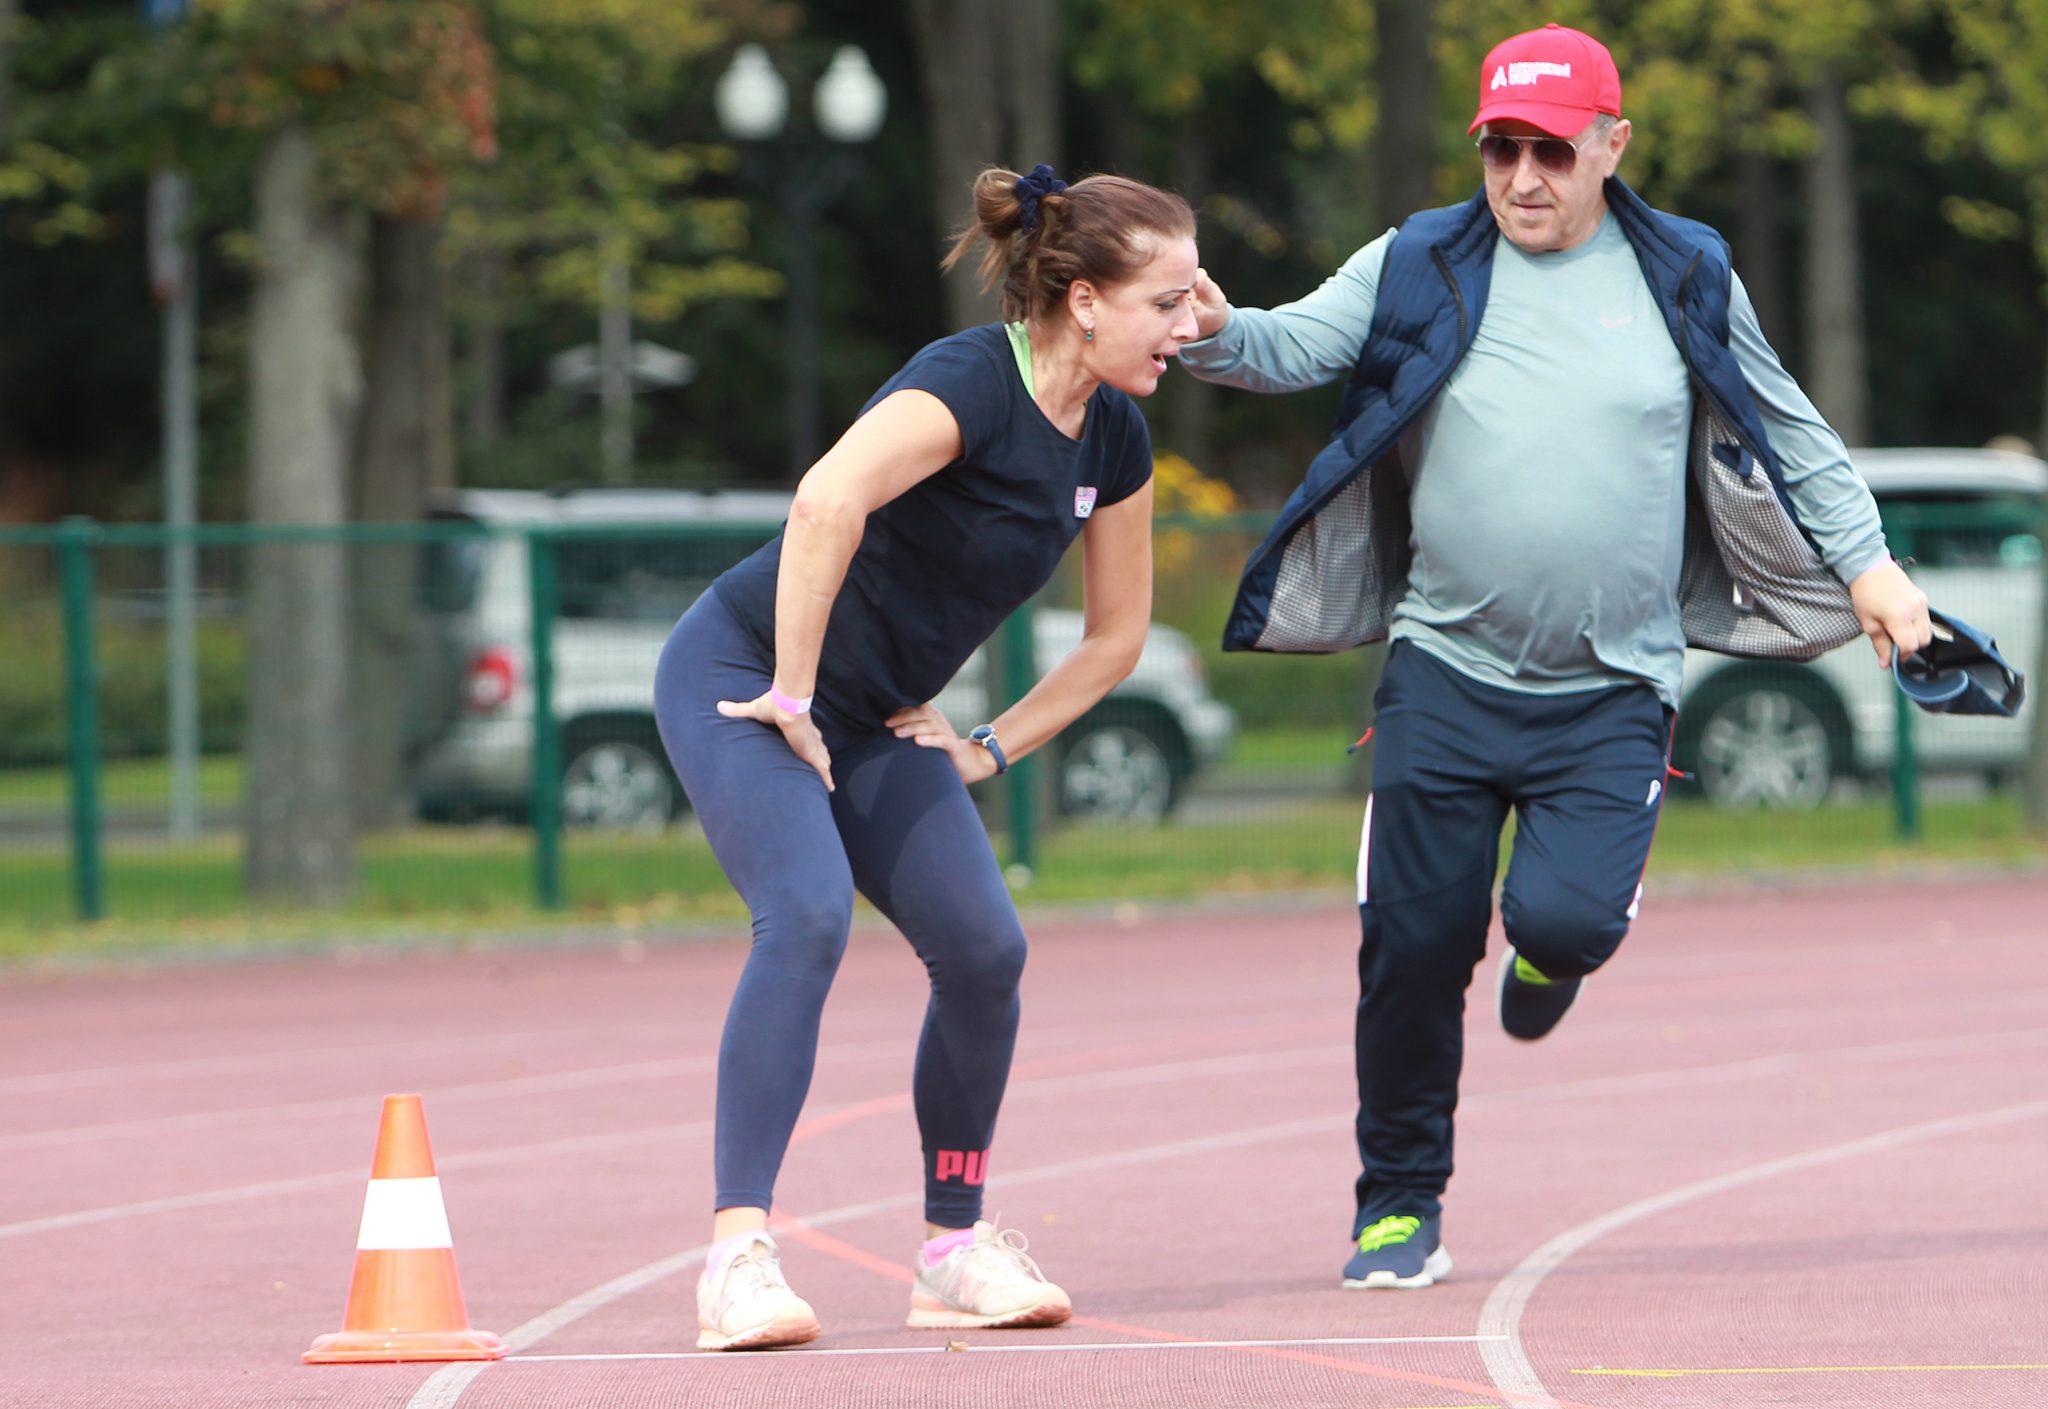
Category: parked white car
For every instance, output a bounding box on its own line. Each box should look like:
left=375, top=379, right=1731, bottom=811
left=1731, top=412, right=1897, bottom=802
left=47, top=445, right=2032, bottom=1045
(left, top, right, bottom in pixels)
left=409, top=488, right=1235, bottom=827
left=1674, top=447, right=2044, bottom=806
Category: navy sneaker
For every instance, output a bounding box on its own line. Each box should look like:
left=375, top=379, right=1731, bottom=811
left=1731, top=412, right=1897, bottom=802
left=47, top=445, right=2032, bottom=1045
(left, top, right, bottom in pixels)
left=1341, top=1214, right=1452, bottom=1289
left=1497, top=946, right=1581, bottom=1041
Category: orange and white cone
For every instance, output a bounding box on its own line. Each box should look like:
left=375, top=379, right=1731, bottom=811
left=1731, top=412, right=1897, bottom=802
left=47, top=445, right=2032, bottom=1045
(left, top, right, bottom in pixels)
left=303, top=1094, right=506, bottom=1364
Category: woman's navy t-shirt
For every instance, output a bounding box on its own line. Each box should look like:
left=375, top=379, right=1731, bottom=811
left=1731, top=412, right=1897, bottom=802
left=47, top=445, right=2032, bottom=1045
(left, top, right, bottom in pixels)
left=712, top=323, right=1154, bottom=731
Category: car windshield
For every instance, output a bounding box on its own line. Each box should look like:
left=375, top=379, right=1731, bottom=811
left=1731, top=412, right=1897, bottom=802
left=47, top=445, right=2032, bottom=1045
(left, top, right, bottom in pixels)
left=418, top=526, right=491, bottom=614
left=1879, top=492, right=2042, bottom=569
left=556, top=529, right=777, bottom=622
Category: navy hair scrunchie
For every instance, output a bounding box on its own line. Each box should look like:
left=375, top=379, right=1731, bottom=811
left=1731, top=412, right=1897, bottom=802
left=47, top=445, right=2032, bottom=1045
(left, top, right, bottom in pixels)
left=1014, top=163, right=1067, bottom=233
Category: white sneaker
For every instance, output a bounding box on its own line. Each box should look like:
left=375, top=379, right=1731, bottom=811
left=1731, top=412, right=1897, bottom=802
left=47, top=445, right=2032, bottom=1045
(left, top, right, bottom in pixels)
left=907, top=1219, right=1073, bottom=1330
left=695, top=1233, right=822, bottom=1351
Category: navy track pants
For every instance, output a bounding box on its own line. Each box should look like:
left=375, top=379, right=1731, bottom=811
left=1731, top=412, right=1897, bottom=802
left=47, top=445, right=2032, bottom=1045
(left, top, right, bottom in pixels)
left=653, top=589, right=1025, bottom=1228
left=1353, top=643, right=1671, bottom=1227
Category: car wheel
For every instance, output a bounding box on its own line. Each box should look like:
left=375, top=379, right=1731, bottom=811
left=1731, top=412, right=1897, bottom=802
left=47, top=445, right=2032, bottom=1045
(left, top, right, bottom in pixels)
left=1057, top=720, right=1177, bottom=823
left=561, top=735, right=683, bottom=830
left=1689, top=679, right=1843, bottom=809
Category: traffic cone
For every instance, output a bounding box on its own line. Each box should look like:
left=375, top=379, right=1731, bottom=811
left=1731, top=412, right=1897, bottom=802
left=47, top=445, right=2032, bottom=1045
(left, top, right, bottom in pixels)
left=304, top=1094, right=506, bottom=1364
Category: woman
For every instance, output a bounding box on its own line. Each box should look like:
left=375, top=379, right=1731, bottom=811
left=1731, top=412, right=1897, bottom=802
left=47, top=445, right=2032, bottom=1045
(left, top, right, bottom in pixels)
left=654, top=164, right=1199, bottom=1351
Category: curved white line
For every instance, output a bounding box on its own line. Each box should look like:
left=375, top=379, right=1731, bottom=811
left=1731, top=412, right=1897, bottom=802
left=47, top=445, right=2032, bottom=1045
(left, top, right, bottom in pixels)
left=403, top=1112, right=1343, bottom=1409
left=507, top=1333, right=1508, bottom=1362
left=1477, top=1099, right=2048, bottom=1408
left=398, top=1032, right=2048, bottom=1409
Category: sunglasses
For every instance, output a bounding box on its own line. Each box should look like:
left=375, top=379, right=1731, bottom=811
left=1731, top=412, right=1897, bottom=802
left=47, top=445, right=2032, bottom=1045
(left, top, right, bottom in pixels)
left=1475, top=131, right=1599, bottom=176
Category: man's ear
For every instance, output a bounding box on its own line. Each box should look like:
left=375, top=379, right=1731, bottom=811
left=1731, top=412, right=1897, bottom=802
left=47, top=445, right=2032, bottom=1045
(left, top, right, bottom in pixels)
left=1605, top=118, right=1632, bottom=172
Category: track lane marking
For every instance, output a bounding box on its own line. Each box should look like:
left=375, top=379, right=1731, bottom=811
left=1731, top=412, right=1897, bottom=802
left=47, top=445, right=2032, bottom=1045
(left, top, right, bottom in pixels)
left=777, top=1217, right=1597, bottom=1409
left=14, top=1024, right=2042, bottom=1236
left=0, top=1018, right=1319, bottom=1149
left=1477, top=1099, right=2048, bottom=1408
left=406, top=1113, right=1593, bottom=1409
left=13, top=1011, right=2042, bottom=1151
left=399, top=1049, right=2044, bottom=1407
left=505, top=1336, right=1507, bottom=1362
left=1575, top=1362, right=2048, bottom=1378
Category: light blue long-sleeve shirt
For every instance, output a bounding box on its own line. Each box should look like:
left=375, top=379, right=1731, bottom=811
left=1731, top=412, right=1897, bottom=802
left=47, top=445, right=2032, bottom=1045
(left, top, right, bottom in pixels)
left=1182, top=214, right=1889, bottom=704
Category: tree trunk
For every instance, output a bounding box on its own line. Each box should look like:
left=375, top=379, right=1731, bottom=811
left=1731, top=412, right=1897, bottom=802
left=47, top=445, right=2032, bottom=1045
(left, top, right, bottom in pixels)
left=1351, top=0, right=1435, bottom=794
left=1371, top=0, right=1436, bottom=232
left=1164, top=119, right=1214, bottom=468
left=995, top=0, right=1059, bottom=181
left=1800, top=75, right=1869, bottom=445
left=907, top=0, right=1060, bottom=331
left=351, top=213, right=450, bottom=830
left=2038, top=316, right=2048, bottom=462
left=0, top=0, right=17, bottom=155
left=463, top=243, right=508, bottom=449
left=1736, top=148, right=1788, bottom=346
left=2029, top=322, right=2048, bottom=834
left=244, top=123, right=361, bottom=907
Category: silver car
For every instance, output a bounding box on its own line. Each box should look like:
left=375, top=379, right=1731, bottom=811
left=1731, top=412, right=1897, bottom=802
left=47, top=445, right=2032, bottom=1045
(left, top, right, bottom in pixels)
left=410, top=488, right=1234, bottom=828
left=1674, top=447, right=2044, bottom=806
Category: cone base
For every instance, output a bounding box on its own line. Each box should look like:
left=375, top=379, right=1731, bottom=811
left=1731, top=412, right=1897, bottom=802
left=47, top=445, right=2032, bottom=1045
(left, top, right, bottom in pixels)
left=303, top=1328, right=507, bottom=1364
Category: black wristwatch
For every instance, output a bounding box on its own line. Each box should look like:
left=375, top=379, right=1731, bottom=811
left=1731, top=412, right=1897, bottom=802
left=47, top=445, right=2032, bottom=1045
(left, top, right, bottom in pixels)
left=968, top=724, right=1008, bottom=775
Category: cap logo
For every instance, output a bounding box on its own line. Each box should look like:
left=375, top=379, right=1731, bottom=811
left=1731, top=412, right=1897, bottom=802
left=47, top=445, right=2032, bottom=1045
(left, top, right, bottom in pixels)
left=1491, top=60, right=1572, bottom=90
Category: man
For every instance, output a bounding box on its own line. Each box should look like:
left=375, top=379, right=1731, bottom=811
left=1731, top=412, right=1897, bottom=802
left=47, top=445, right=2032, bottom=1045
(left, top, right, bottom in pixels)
left=1181, top=23, right=1930, bottom=1289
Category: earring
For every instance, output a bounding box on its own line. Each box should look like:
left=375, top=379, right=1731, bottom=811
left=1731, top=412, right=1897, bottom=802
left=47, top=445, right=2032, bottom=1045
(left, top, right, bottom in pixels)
left=1083, top=326, right=1094, bottom=342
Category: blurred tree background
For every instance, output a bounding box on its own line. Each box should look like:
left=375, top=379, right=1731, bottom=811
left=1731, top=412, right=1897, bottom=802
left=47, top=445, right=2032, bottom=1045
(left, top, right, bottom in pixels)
left=4, top=0, right=2045, bottom=527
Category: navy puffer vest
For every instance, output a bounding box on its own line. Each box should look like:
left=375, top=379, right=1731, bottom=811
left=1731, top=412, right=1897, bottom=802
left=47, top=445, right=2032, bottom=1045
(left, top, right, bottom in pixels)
left=1223, top=179, right=1861, bottom=663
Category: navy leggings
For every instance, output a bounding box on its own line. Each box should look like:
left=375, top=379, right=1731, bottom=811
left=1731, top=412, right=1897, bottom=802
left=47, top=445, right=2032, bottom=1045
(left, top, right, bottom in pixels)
left=653, top=589, right=1026, bottom=1228
left=1354, top=643, right=1671, bottom=1228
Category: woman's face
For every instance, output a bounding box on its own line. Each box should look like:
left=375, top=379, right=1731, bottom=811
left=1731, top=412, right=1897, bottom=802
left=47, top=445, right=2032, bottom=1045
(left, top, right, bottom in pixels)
left=1077, top=235, right=1202, bottom=397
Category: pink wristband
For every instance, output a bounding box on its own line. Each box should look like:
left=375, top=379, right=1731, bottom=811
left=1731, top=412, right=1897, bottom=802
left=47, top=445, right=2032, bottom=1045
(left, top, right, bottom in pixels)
left=768, top=684, right=813, bottom=715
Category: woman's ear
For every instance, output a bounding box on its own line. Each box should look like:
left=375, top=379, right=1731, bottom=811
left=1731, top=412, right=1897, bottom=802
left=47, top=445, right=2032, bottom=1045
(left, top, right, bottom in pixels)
left=1067, top=280, right=1098, bottom=337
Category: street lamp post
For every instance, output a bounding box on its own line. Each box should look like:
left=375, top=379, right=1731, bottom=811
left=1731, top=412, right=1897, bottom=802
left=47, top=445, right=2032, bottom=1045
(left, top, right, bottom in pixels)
left=715, top=44, right=886, bottom=479
left=143, top=0, right=202, bottom=839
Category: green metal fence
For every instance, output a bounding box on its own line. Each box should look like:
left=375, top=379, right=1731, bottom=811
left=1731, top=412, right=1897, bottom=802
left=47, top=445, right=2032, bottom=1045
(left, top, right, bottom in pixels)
left=0, top=502, right=2040, bottom=936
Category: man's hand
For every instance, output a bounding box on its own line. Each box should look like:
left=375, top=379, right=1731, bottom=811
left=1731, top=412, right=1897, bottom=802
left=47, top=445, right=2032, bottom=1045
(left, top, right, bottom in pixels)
left=1847, top=559, right=1932, bottom=667
left=1191, top=267, right=1231, bottom=340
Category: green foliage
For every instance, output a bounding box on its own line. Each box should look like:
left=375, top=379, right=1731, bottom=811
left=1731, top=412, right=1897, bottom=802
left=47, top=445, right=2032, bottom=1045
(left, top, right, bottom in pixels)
left=4, top=791, right=2041, bottom=952
left=1941, top=0, right=2048, bottom=286
left=0, top=607, right=246, bottom=768
left=1067, top=0, right=1376, bottom=147
left=67, top=0, right=496, bottom=218
left=1203, top=648, right=1370, bottom=729
left=1431, top=0, right=1939, bottom=200
left=458, top=0, right=775, bottom=311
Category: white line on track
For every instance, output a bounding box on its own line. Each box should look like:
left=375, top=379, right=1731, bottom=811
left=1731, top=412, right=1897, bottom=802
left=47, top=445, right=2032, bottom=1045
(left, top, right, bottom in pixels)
left=507, top=1335, right=1507, bottom=1363
left=0, top=1041, right=1333, bottom=1163
left=0, top=1121, right=709, bottom=1240
left=402, top=1031, right=2048, bottom=1408
left=1476, top=1098, right=2048, bottom=1409
left=1463, top=1025, right=2048, bottom=1112
left=12, top=1015, right=2043, bottom=1157
left=0, top=1018, right=1313, bottom=1149
left=0, top=1024, right=687, bottom=1095
left=402, top=1112, right=1348, bottom=1409
left=0, top=1005, right=1295, bottom=1097
left=10, top=1024, right=2044, bottom=1242
left=0, top=1058, right=721, bottom=1151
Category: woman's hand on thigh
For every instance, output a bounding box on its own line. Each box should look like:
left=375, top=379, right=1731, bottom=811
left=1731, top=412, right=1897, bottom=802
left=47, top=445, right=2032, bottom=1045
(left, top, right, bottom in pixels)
left=886, top=701, right=993, bottom=784
left=718, top=692, right=836, bottom=792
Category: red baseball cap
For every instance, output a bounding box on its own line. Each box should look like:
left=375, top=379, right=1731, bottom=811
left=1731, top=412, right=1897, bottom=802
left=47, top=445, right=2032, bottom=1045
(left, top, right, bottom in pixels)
left=1467, top=24, right=1622, bottom=137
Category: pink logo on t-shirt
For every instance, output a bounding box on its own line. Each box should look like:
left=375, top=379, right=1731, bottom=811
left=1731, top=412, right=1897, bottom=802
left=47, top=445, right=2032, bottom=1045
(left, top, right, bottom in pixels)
left=1074, top=486, right=1098, bottom=519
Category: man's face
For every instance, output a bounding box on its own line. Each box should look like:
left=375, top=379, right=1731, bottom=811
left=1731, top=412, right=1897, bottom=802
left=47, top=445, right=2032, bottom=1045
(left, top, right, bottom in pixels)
left=1481, top=117, right=1629, bottom=254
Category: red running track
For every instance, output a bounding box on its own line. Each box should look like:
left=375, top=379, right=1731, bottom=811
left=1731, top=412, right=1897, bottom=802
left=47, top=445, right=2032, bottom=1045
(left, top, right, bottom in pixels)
left=3, top=876, right=2045, bottom=1408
